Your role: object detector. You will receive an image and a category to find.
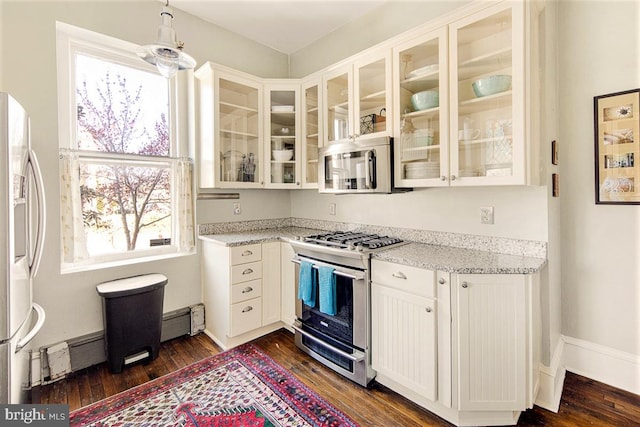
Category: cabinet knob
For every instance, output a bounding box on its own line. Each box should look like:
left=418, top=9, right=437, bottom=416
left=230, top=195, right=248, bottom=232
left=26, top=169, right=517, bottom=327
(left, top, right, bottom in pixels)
left=425, top=307, right=432, bottom=313
left=451, top=175, right=457, bottom=181
left=242, top=250, right=253, bottom=256
left=392, top=272, right=407, bottom=280
left=438, top=278, right=446, bottom=285
left=242, top=287, right=253, bottom=293
left=242, top=268, right=254, bottom=275
left=242, top=306, right=253, bottom=313
left=461, top=282, right=468, bottom=288
left=440, top=176, right=447, bottom=181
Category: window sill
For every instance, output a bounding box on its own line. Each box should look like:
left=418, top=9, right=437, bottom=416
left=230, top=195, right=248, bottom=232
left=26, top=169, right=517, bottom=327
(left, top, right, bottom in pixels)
left=60, top=249, right=196, bottom=275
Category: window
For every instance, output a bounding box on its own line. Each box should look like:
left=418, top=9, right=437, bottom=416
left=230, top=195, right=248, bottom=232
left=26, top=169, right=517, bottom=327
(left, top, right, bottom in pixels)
left=56, top=23, right=194, bottom=271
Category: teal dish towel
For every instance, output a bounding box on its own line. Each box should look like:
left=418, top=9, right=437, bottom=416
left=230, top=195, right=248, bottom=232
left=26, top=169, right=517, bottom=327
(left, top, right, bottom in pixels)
left=318, top=266, right=337, bottom=316
left=298, top=261, right=316, bottom=307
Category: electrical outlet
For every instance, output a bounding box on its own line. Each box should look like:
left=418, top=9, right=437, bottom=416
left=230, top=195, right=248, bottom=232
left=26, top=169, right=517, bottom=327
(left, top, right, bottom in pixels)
left=329, top=203, right=336, bottom=216
left=480, top=206, right=494, bottom=224
left=233, top=202, right=241, bottom=215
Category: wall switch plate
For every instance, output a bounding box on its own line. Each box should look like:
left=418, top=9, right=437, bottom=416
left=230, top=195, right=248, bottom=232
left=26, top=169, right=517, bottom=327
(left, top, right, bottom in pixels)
left=329, top=203, right=336, bottom=216
left=233, top=202, right=241, bottom=215
left=480, top=206, right=494, bottom=224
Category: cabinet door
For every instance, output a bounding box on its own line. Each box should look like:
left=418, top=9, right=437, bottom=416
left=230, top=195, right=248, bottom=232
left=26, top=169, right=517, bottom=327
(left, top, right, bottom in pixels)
left=301, top=77, right=321, bottom=188
left=323, top=64, right=352, bottom=144
left=264, top=83, right=301, bottom=188
left=216, top=71, right=264, bottom=188
left=449, top=2, right=525, bottom=185
left=394, top=26, right=449, bottom=188
left=456, top=274, right=526, bottom=411
left=371, top=283, right=437, bottom=402
left=354, top=50, right=392, bottom=140
left=261, top=241, right=281, bottom=325
left=280, top=242, right=296, bottom=326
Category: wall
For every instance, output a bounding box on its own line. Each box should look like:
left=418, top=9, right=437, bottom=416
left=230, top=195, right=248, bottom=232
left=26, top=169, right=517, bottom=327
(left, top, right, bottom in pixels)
left=558, top=0, right=640, bottom=387
left=0, top=1, right=288, bottom=349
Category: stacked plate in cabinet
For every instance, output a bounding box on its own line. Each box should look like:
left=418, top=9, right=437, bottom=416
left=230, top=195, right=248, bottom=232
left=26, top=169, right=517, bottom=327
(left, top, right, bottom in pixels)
left=404, top=161, right=439, bottom=179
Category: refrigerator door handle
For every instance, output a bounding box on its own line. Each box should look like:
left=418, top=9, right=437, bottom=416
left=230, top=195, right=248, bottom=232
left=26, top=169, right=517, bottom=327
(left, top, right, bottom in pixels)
left=27, top=150, right=46, bottom=278
left=15, top=303, right=45, bottom=353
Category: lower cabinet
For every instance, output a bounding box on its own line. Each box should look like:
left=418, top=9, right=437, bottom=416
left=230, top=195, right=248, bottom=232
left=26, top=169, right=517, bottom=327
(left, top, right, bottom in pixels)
left=201, top=240, right=283, bottom=349
left=371, top=259, right=540, bottom=426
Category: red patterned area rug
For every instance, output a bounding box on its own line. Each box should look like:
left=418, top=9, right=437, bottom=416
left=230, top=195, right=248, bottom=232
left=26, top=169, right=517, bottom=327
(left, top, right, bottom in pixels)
left=70, top=343, right=359, bottom=426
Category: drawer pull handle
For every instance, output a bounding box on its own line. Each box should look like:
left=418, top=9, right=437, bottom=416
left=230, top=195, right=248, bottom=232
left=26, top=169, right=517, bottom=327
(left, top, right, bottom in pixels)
left=242, top=306, right=253, bottom=313
left=461, top=282, right=468, bottom=288
left=242, top=287, right=253, bottom=293
left=242, top=250, right=253, bottom=256
left=242, top=268, right=254, bottom=275
left=392, top=272, right=407, bottom=279
left=438, top=278, right=446, bottom=285
left=425, top=307, right=432, bottom=313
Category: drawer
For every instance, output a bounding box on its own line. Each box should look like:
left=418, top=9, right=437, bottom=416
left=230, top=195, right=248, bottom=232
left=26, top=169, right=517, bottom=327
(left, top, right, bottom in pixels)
left=231, top=261, right=262, bottom=284
left=231, top=279, right=262, bottom=304
left=230, top=244, right=261, bottom=265
left=371, top=259, right=436, bottom=298
left=229, top=297, right=262, bottom=337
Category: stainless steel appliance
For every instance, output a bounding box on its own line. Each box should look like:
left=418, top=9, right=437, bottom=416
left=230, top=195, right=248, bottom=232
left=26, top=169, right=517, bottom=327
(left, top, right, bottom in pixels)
left=318, top=137, right=408, bottom=194
left=288, top=231, right=405, bottom=386
left=1, top=93, right=46, bottom=404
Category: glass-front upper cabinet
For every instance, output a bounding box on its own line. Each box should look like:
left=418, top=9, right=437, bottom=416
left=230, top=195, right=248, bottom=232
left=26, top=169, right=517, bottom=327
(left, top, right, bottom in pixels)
left=196, top=63, right=263, bottom=189
left=394, top=27, right=448, bottom=187
left=449, top=1, right=525, bottom=185
left=323, top=49, right=391, bottom=145
left=301, top=77, right=322, bottom=188
left=264, top=82, right=300, bottom=188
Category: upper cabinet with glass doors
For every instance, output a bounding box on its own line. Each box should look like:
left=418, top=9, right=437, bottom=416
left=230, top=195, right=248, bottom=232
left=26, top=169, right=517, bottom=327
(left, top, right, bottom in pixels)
left=301, top=77, right=322, bottom=188
left=264, top=82, right=301, bottom=188
left=449, top=1, right=525, bottom=185
left=196, top=63, right=263, bottom=189
left=324, top=50, right=392, bottom=145
left=394, top=27, right=449, bottom=187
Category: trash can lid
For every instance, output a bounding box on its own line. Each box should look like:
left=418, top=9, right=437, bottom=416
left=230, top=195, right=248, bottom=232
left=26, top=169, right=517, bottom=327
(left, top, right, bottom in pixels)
left=96, top=273, right=168, bottom=298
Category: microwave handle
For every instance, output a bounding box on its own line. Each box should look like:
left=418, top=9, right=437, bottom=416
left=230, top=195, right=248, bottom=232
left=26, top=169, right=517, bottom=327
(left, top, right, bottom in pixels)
left=364, top=150, right=376, bottom=189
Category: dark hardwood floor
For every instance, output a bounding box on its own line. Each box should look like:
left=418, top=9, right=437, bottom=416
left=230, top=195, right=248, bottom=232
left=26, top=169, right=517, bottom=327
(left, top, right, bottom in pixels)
left=33, top=329, right=640, bottom=426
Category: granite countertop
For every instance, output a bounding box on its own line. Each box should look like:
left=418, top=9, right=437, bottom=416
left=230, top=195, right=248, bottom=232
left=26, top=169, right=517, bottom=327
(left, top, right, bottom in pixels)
left=199, top=228, right=546, bottom=274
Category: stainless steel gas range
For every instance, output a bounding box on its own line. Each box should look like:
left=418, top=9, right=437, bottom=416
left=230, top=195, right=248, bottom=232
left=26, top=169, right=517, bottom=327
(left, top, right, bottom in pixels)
left=287, top=231, right=405, bottom=386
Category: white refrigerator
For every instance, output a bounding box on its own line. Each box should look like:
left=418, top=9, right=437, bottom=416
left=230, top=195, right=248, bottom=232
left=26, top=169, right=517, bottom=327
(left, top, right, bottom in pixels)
left=0, top=92, right=46, bottom=404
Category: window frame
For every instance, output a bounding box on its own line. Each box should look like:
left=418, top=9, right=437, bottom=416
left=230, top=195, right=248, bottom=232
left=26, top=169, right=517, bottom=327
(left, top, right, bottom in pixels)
left=56, top=22, right=194, bottom=273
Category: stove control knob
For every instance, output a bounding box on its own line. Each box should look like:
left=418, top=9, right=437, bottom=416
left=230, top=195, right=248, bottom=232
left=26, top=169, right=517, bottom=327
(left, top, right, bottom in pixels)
left=347, top=243, right=356, bottom=251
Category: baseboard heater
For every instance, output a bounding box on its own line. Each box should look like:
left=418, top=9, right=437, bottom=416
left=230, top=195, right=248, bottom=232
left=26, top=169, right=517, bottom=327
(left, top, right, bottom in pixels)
left=38, top=304, right=205, bottom=382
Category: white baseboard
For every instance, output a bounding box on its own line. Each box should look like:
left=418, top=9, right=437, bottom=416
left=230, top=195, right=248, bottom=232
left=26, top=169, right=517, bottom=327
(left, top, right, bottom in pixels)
left=535, top=338, right=565, bottom=412
left=563, top=335, right=640, bottom=396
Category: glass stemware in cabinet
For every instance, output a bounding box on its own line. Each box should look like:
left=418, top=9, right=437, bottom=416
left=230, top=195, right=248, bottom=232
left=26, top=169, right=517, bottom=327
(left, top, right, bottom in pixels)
left=454, top=6, right=515, bottom=180
left=396, top=33, right=445, bottom=183
left=218, top=78, right=260, bottom=185
left=269, top=90, right=297, bottom=185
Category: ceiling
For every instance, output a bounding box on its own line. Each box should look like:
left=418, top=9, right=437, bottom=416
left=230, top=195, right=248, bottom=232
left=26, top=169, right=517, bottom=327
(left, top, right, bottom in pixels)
left=169, top=0, right=388, bottom=54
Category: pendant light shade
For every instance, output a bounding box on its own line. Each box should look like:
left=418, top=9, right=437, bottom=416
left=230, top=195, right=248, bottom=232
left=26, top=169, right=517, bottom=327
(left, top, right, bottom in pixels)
left=137, top=3, right=196, bottom=78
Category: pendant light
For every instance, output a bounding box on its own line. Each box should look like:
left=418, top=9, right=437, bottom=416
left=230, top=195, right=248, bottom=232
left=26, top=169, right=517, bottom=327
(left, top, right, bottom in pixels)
left=137, top=0, right=196, bottom=78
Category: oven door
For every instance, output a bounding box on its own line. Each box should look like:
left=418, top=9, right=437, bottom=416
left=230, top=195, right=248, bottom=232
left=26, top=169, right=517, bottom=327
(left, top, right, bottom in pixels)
left=291, top=255, right=374, bottom=386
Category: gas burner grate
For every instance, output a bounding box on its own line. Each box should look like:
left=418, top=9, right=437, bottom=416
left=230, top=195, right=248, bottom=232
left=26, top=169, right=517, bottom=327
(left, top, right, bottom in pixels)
left=302, top=231, right=403, bottom=250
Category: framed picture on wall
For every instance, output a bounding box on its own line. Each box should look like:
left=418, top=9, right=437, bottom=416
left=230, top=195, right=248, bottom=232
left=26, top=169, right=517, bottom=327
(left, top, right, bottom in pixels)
left=594, top=88, right=640, bottom=204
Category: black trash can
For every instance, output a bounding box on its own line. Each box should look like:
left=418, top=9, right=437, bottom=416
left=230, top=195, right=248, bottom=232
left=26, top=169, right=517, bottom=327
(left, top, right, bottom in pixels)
left=96, top=274, right=168, bottom=373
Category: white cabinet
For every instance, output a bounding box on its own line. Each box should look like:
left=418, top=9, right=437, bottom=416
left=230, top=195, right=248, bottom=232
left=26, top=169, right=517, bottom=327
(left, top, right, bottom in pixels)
left=201, top=241, right=282, bottom=349
left=196, top=63, right=263, bottom=189
left=395, top=1, right=539, bottom=188
left=371, top=260, right=438, bottom=402
left=454, top=273, right=537, bottom=411
left=301, top=76, right=322, bottom=188
left=264, top=82, right=301, bottom=188
left=323, top=49, right=392, bottom=145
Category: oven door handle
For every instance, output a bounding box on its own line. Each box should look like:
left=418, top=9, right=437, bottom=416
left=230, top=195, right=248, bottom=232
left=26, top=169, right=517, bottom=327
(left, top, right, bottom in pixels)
left=291, top=258, right=365, bottom=281
left=292, top=323, right=366, bottom=363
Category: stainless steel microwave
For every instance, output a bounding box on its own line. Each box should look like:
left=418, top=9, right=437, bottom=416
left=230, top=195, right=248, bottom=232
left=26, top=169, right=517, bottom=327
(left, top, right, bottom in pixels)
left=319, top=137, right=407, bottom=194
